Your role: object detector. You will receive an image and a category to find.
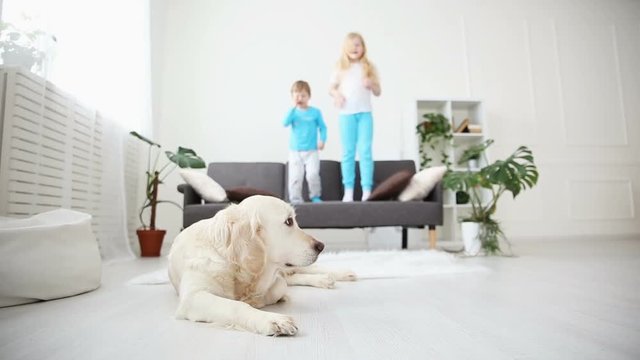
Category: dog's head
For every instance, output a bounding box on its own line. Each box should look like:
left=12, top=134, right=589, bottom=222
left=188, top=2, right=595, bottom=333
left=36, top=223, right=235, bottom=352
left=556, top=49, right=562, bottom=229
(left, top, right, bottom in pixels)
left=216, top=195, right=324, bottom=273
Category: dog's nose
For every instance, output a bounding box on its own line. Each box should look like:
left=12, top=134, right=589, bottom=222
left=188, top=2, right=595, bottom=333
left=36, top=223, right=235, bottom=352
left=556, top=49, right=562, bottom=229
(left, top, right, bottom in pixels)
left=313, top=240, right=325, bottom=253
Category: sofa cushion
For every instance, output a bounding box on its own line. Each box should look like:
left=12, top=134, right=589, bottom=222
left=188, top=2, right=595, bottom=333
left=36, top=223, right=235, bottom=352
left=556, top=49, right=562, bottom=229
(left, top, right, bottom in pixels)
left=208, top=162, right=286, bottom=199
left=398, top=166, right=447, bottom=201
left=293, top=201, right=443, bottom=228
left=179, top=169, right=228, bottom=202
left=286, top=160, right=342, bottom=202
left=226, top=187, right=278, bottom=203
left=368, top=170, right=414, bottom=201
left=183, top=203, right=229, bottom=228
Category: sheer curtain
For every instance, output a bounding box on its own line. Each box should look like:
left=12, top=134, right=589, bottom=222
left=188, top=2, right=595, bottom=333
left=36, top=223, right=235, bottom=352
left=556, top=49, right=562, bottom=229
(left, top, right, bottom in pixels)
left=1, top=0, right=151, bottom=260
left=2, top=0, right=151, bottom=133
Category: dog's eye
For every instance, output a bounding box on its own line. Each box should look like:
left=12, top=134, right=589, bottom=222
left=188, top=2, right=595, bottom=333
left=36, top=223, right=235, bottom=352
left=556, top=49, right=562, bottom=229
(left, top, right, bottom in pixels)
left=284, top=217, right=293, bottom=227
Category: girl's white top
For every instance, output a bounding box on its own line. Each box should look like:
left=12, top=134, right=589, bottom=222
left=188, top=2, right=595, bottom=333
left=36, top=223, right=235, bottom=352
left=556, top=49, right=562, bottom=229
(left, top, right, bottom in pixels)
left=331, top=62, right=373, bottom=115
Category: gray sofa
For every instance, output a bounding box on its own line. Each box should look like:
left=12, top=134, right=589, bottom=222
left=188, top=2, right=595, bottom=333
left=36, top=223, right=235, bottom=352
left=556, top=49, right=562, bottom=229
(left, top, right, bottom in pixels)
left=177, top=160, right=443, bottom=249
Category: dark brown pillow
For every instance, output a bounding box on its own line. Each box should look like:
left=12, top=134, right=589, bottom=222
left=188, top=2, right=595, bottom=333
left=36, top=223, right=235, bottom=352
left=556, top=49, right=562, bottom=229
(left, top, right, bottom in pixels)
left=367, top=170, right=414, bottom=201
left=226, top=187, right=278, bottom=203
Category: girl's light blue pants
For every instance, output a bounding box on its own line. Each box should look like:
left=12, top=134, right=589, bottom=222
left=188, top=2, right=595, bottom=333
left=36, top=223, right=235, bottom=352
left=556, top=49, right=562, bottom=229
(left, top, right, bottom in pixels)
left=339, top=112, right=374, bottom=190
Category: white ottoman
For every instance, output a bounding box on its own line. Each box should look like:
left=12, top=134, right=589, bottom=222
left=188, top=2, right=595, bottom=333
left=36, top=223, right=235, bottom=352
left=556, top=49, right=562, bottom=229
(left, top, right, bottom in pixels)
left=0, top=209, right=102, bottom=307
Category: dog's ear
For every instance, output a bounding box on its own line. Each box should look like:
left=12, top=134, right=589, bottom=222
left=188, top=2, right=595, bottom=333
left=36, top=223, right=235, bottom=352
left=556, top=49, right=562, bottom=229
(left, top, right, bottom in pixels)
left=213, top=205, right=265, bottom=275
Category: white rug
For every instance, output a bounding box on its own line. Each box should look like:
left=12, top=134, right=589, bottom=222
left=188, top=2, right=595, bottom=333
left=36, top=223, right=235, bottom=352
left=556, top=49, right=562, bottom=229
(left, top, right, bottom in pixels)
left=128, top=249, right=488, bottom=285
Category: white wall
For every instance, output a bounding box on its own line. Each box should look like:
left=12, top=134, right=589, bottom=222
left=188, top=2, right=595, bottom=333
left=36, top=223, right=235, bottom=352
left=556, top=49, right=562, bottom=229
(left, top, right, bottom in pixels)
left=150, top=0, right=640, bottom=248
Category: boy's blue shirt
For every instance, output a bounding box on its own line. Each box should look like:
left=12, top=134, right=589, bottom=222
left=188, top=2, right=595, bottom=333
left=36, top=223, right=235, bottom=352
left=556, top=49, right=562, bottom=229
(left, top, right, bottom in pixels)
left=283, top=106, right=327, bottom=151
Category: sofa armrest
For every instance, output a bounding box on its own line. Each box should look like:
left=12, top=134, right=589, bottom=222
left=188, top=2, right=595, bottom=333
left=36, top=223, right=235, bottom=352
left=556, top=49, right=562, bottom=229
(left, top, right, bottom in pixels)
left=177, top=184, right=203, bottom=206
left=423, top=181, right=443, bottom=204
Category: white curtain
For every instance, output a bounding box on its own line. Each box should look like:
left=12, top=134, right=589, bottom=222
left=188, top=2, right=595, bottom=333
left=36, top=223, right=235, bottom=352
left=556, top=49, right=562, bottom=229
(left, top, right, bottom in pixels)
left=1, top=0, right=151, bottom=260
left=2, top=0, right=151, bottom=133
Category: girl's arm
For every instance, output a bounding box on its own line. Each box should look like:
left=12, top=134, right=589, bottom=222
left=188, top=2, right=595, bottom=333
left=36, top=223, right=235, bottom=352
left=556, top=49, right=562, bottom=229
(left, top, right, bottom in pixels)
left=366, top=65, right=381, bottom=96
left=369, top=80, right=381, bottom=97
left=329, top=83, right=345, bottom=108
left=364, top=68, right=381, bottom=96
left=329, top=70, right=345, bottom=108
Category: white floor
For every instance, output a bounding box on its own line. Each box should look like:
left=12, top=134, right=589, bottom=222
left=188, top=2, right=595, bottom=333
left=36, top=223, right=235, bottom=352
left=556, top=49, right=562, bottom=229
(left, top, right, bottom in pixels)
left=1, top=237, right=639, bottom=360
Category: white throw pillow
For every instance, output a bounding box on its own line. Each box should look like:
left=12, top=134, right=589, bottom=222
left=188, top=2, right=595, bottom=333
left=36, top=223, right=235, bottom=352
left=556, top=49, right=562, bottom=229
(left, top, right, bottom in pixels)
left=179, top=169, right=228, bottom=202
left=398, top=166, right=447, bottom=201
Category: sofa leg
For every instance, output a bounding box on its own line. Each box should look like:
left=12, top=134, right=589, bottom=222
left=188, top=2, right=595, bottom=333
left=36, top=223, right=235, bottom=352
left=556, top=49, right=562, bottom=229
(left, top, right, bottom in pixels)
left=428, top=226, right=437, bottom=249
left=401, top=227, right=408, bottom=249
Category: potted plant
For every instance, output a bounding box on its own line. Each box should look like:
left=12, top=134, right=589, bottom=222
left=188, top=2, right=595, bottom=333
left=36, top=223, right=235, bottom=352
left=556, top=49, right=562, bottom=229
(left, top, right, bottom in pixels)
left=0, top=20, right=54, bottom=75
left=130, top=131, right=206, bottom=256
left=416, top=113, right=452, bottom=169
left=450, top=139, right=495, bottom=205
left=442, top=142, right=539, bottom=255
left=457, top=139, right=493, bottom=170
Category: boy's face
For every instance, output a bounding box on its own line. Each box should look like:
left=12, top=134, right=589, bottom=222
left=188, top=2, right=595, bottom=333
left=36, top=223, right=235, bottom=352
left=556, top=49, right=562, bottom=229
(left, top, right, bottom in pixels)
left=292, top=90, right=310, bottom=108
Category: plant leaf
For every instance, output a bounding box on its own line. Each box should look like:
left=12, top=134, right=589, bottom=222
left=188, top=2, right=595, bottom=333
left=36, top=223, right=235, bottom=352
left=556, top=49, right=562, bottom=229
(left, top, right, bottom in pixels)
left=130, top=131, right=160, bottom=147
left=165, top=147, right=206, bottom=168
left=458, top=139, right=494, bottom=164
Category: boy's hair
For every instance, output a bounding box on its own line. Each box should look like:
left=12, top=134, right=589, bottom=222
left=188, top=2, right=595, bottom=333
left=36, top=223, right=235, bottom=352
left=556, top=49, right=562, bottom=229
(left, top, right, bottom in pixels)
left=291, top=80, right=311, bottom=96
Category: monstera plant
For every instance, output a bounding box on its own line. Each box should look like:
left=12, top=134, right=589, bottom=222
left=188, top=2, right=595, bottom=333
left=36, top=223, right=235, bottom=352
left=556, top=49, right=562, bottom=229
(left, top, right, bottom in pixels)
left=442, top=143, right=539, bottom=254
left=130, top=131, right=205, bottom=256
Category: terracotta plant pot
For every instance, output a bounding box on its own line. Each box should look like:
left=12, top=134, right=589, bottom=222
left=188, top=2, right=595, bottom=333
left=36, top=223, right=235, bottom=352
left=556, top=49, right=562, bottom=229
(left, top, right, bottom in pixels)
left=136, top=229, right=166, bottom=257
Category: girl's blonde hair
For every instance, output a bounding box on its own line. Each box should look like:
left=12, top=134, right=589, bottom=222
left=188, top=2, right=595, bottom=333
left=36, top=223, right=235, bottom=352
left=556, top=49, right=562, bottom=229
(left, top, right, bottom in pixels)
left=337, top=32, right=378, bottom=82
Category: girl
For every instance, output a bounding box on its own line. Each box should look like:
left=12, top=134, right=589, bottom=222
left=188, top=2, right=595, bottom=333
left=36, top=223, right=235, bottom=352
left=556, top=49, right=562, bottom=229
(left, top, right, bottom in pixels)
left=329, top=32, right=381, bottom=202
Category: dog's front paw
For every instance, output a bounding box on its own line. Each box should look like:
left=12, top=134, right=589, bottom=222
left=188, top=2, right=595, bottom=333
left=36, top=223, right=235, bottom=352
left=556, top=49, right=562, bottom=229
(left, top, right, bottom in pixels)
left=257, top=313, right=298, bottom=336
left=332, top=270, right=357, bottom=281
left=313, top=274, right=336, bottom=289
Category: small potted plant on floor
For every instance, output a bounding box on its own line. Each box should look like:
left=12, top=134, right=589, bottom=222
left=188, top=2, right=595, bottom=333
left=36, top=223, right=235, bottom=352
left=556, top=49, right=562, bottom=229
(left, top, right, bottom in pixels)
left=442, top=142, right=539, bottom=255
left=130, top=131, right=206, bottom=256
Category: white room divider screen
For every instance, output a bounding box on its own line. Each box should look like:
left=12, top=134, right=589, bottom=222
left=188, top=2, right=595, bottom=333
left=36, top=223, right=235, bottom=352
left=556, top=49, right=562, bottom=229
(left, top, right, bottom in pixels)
left=0, top=66, right=138, bottom=260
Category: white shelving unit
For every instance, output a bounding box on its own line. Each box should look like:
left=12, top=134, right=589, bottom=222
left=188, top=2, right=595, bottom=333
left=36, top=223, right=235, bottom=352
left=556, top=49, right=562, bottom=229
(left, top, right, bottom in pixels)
left=414, top=98, right=489, bottom=242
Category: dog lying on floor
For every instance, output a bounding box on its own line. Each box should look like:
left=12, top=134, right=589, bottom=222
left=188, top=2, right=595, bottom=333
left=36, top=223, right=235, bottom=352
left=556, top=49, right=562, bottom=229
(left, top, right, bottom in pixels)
left=168, top=195, right=356, bottom=336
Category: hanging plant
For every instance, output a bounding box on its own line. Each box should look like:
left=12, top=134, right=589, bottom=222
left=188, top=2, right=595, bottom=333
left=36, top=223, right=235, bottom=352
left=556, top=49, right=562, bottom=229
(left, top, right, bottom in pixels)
left=416, top=113, right=452, bottom=169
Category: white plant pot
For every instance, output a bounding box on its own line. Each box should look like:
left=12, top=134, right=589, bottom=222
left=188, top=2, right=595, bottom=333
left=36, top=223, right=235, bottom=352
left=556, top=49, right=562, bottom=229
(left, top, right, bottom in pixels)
left=467, top=159, right=479, bottom=170
left=1, top=48, right=37, bottom=72
left=461, top=221, right=482, bottom=256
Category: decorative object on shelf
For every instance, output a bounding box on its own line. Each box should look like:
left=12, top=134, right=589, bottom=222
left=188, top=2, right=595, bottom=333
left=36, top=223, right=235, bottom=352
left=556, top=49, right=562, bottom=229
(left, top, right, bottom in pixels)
left=130, top=131, right=206, bottom=257
left=454, top=118, right=470, bottom=133
left=0, top=19, right=56, bottom=77
left=416, top=112, right=452, bottom=169
left=455, top=190, right=470, bottom=205
left=442, top=143, right=539, bottom=255
left=467, top=124, right=482, bottom=133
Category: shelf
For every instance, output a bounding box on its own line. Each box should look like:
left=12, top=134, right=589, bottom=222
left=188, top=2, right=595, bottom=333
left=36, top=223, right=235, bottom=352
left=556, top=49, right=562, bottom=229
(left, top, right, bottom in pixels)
left=414, top=98, right=488, bottom=242
left=452, top=133, right=483, bottom=139
left=451, top=166, right=481, bottom=172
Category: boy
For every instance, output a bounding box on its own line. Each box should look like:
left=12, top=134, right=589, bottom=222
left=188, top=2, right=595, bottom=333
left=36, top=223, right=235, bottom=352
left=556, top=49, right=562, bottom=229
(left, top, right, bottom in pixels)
left=283, top=80, right=327, bottom=203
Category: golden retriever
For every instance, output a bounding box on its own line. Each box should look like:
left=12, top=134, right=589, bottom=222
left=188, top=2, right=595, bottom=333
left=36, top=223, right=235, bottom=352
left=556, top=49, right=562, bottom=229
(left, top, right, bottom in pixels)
left=168, top=195, right=356, bottom=336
